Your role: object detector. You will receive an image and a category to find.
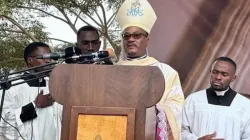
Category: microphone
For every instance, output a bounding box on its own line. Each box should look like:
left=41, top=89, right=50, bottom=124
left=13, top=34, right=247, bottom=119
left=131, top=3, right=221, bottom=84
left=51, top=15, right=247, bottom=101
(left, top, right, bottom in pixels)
left=76, top=48, right=114, bottom=59
left=77, top=49, right=113, bottom=64
left=36, top=47, right=113, bottom=64
left=64, top=47, right=82, bottom=64
left=36, top=47, right=82, bottom=61
left=36, top=53, right=65, bottom=60
left=64, top=46, right=82, bottom=57
left=104, top=48, right=115, bottom=58
left=80, top=51, right=109, bottom=59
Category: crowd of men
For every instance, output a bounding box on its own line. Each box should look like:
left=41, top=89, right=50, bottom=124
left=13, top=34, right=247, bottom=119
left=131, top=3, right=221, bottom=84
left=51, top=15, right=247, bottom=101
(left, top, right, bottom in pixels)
left=0, top=0, right=249, bottom=140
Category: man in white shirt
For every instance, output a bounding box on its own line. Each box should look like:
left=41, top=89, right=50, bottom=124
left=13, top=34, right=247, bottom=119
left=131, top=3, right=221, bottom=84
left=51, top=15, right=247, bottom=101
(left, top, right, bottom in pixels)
left=0, top=42, right=62, bottom=140
left=182, top=56, right=250, bottom=140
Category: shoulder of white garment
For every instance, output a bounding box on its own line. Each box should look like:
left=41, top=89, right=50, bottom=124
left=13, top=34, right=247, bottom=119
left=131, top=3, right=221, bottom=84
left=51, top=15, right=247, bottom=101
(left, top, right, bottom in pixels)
left=234, top=93, right=250, bottom=111
left=151, top=62, right=178, bottom=75
left=5, top=79, right=28, bottom=96
left=185, top=89, right=207, bottom=103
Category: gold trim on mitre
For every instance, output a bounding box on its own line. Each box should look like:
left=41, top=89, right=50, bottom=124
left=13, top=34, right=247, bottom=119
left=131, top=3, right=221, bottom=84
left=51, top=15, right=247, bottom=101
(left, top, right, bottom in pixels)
left=117, top=0, right=157, bottom=33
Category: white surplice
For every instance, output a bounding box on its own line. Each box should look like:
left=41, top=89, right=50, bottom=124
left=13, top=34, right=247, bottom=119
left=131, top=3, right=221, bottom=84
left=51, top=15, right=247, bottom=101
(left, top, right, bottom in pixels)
left=0, top=77, right=63, bottom=140
left=182, top=89, right=250, bottom=140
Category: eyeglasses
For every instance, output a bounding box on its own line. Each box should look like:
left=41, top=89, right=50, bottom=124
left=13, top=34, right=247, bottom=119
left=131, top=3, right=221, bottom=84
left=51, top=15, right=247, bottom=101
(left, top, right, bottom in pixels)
left=27, top=55, right=52, bottom=62
left=122, top=33, right=148, bottom=40
left=80, top=40, right=100, bottom=46
left=28, top=55, right=44, bottom=58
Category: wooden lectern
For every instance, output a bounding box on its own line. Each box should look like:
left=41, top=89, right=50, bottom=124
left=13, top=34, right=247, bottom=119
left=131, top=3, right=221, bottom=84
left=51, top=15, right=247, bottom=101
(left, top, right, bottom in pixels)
left=49, top=64, right=165, bottom=140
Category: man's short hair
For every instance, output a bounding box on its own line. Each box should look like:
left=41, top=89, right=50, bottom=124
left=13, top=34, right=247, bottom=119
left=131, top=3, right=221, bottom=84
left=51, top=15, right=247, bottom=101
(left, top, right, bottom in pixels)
left=24, top=42, right=50, bottom=62
left=214, top=56, right=237, bottom=71
left=77, top=25, right=100, bottom=39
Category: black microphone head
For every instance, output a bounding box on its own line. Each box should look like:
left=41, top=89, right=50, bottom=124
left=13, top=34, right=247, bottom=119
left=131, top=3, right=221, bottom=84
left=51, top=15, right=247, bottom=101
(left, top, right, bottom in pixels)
left=64, top=47, right=82, bottom=64
left=101, top=59, right=113, bottom=65
left=98, top=51, right=109, bottom=58
left=64, top=47, right=82, bottom=57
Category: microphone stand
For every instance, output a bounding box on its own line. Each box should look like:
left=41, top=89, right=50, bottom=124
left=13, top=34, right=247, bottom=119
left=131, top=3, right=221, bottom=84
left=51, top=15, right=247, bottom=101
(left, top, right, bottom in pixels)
left=0, top=69, right=10, bottom=122
left=0, top=62, right=56, bottom=121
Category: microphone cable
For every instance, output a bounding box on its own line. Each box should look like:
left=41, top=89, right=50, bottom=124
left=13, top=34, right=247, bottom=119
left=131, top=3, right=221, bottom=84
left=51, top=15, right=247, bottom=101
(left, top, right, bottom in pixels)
left=0, top=69, right=25, bottom=140
left=0, top=116, right=25, bottom=140
left=30, top=78, right=41, bottom=140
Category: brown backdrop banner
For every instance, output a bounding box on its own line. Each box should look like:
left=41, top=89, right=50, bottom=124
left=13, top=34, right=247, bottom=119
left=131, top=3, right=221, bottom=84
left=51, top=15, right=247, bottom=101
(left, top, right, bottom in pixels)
left=147, top=0, right=250, bottom=96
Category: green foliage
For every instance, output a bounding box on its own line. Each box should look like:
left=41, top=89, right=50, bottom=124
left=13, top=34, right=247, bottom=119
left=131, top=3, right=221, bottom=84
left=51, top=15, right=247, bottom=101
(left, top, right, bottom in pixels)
left=0, top=0, right=50, bottom=70
left=26, top=0, right=123, bottom=55
left=0, top=0, right=24, bottom=15
left=0, top=0, right=124, bottom=71
left=0, top=37, right=27, bottom=71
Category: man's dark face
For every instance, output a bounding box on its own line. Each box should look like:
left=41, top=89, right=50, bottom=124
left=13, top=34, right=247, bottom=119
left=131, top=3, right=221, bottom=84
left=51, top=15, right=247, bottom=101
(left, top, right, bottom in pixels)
left=77, top=31, right=101, bottom=53
left=210, top=60, right=236, bottom=91
left=122, top=26, right=149, bottom=58
left=26, top=46, right=52, bottom=72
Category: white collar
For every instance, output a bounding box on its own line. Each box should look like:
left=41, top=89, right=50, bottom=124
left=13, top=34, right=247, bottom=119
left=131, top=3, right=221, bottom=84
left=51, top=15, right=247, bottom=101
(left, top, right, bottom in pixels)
left=126, top=54, right=147, bottom=61
left=215, top=87, right=229, bottom=96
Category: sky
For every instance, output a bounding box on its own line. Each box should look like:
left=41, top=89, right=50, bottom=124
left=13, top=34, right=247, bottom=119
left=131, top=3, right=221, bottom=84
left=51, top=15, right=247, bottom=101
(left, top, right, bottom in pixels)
left=41, top=17, right=77, bottom=44
left=39, top=7, right=116, bottom=49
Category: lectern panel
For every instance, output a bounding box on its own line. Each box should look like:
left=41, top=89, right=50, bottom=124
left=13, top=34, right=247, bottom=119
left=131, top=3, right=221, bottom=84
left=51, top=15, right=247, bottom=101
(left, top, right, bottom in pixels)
left=77, top=115, right=127, bottom=140
left=69, top=106, right=136, bottom=140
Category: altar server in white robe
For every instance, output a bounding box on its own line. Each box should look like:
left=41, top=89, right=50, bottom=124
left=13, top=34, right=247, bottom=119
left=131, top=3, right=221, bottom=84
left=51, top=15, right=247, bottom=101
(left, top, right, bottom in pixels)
left=0, top=42, right=63, bottom=140
left=182, top=56, right=250, bottom=140
left=116, top=0, right=185, bottom=139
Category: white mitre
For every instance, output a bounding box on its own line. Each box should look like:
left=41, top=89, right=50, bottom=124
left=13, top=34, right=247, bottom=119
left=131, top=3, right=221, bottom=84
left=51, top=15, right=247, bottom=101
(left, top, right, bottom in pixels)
left=117, top=0, right=157, bottom=33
